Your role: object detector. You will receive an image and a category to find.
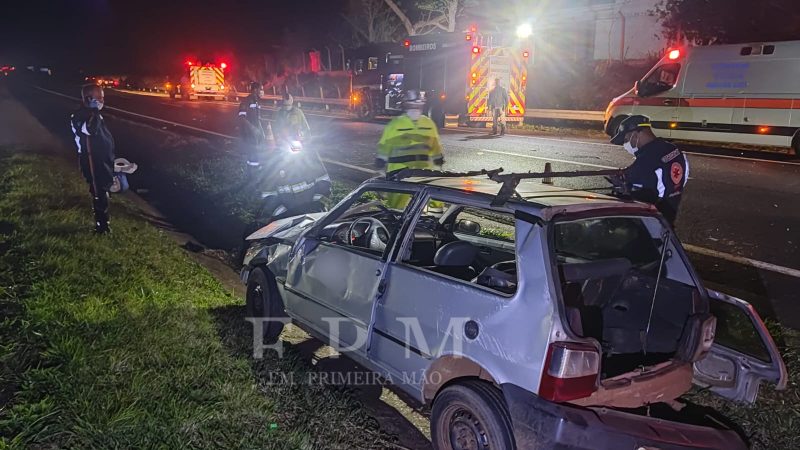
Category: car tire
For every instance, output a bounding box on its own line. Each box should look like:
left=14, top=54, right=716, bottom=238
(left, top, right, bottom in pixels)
left=356, top=90, right=374, bottom=120
left=431, top=380, right=516, bottom=450
left=606, top=115, right=627, bottom=137
left=246, top=267, right=285, bottom=343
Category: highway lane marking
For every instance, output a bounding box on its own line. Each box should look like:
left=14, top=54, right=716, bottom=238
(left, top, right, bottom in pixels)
left=454, top=127, right=800, bottom=167
left=34, top=85, right=799, bottom=278
left=35, top=86, right=377, bottom=175
left=683, top=244, right=800, bottom=279
left=480, top=149, right=619, bottom=170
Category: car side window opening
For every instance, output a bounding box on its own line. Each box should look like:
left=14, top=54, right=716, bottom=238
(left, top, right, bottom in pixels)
left=640, top=62, right=681, bottom=96
left=315, top=188, right=415, bottom=257
left=553, top=215, right=699, bottom=379
left=399, top=199, right=518, bottom=295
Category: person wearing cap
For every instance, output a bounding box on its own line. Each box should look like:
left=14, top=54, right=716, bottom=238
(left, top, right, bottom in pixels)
left=273, top=93, right=310, bottom=145
left=610, top=115, right=689, bottom=226
left=377, top=90, right=445, bottom=211
left=488, top=78, right=509, bottom=136
left=238, top=81, right=267, bottom=167
left=70, top=84, right=115, bottom=234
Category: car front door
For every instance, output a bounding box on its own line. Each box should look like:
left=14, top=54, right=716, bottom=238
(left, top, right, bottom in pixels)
left=693, top=289, right=787, bottom=403
left=282, top=186, right=418, bottom=356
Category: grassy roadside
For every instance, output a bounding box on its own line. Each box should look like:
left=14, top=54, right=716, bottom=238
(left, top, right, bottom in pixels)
left=163, top=155, right=359, bottom=226
left=0, top=148, right=397, bottom=449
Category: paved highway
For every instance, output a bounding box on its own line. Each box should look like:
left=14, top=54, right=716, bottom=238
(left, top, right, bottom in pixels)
left=8, top=79, right=800, bottom=328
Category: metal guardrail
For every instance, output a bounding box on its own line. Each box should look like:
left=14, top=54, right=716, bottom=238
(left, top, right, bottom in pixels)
left=524, top=108, right=604, bottom=122
left=117, top=87, right=605, bottom=123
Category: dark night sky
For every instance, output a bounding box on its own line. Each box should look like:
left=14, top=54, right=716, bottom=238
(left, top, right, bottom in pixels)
left=0, top=0, right=347, bottom=74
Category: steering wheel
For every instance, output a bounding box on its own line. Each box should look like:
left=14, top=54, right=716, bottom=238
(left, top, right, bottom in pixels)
left=348, top=217, right=390, bottom=252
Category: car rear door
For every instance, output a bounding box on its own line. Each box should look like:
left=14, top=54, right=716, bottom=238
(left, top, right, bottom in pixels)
left=693, top=289, right=787, bottom=403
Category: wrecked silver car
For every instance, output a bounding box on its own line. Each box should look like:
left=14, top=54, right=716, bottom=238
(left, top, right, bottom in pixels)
left=241, top=170, right=786, bottom=450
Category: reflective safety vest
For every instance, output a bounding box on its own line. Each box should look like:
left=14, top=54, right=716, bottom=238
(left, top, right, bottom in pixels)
left=377, top=114, right=444, bottom=173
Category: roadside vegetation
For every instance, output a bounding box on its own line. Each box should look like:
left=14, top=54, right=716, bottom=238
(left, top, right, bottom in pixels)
left=0, top=148, right=399, bottom=449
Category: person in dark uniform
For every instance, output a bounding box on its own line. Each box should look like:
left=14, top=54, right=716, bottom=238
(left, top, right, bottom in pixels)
left=610, top=115, right=689, bottom=226
left=238, top=81, right=267, bottom=167
left=70, top=84, right=115, bottom=234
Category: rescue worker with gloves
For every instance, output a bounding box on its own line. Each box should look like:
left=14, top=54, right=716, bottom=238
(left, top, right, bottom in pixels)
left=70, top=84, right=116, bottom=234
left=609, top=115, right=689, bottom=226
left=376, top=90, right=444, bottom=211
left=238, top=81, right=268, bottom=167
left=488, top=78, right=509, bottom=136
left=273, top=93, right=310, bottom=146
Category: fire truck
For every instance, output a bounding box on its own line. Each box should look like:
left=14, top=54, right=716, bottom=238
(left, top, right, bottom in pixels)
left=167, top=61, right=227, bottom=100
left=349, top=28, right=530, bottom=126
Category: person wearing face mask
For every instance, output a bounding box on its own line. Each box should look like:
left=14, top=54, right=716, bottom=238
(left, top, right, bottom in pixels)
left=273, top=93, right=310, bottom=145
left=376, top=90, right=445, bottom=211
left=70, top=84, right=116, bottom=234
left=610, top=115, right=689, bottom=226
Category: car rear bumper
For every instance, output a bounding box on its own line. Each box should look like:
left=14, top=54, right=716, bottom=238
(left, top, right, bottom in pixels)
left=501, top=383, right=747, bottom=450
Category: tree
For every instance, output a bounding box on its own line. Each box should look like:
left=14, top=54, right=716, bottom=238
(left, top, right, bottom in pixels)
left=656, top=0, right=800, bottom=45
left=343, top=0, right=403, bottom=45
left=383, top=0, right=475, bottom=36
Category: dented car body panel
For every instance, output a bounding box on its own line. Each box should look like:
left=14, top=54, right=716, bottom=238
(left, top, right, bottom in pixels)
left=241, top=176, right=785, bottom=448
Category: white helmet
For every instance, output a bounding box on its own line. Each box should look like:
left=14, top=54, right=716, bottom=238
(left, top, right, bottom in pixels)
left=402, top=90, right=425, bottom=110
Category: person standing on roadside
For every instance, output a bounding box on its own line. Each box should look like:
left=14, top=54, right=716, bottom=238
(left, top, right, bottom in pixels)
left=609, top=115, right=689, bottom=227
left=239, top=81, right=267, bottom=167
left=70, top=84, right=115, bottom=234
left=488, top=78, right=509, bottom=136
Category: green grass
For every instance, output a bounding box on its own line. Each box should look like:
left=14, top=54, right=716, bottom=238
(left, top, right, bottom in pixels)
left=0, top=149, right=397, bottom=449
left=163, top=156, right=358, bottom=225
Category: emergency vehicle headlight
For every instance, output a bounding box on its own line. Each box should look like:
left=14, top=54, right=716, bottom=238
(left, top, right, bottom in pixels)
left=516, top=23, right=532, bottom=39
left=289, top=140, right=302, bottom=152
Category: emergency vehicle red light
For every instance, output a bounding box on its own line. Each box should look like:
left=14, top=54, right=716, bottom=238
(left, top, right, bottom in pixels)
left=472, top=46, right=480, bottom=54
left=465, top=34, right=472, bottom=41
left=522, top=50, right=529, bottom=58
left=470, top=25, right=477, bottom=33
left=220, top=62, right=227, bottom=69
left=471, top=72, right=477, bottom=78
left=403, top=39, right=411, bottom=47
left=668, top=49, right=681, bottom=60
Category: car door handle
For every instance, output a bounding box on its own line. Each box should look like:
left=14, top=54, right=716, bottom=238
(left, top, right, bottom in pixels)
left=662, top=99, right=674, bottom=106
left=377, top=279, right=387, bottom=295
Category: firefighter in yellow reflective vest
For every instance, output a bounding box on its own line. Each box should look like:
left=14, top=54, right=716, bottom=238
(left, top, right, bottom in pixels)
left=376, top=90, right=445, bottom=212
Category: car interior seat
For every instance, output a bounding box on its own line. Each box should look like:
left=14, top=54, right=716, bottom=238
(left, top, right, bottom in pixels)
left=427, top=241, right=478, bottom=281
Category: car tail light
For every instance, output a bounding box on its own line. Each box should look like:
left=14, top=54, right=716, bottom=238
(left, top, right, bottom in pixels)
left=539, top=342, right=599, bottom=402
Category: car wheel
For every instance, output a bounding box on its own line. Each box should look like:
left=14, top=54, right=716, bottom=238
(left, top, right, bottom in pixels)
left=606, top=115, right=627, bottom=137
left=431, top=381, right=516, bottom=450
left=246, top=267, right=285, bottom=343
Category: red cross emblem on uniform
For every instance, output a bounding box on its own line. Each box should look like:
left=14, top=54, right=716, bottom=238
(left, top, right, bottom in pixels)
left=670, top=162, right=684, bottom=184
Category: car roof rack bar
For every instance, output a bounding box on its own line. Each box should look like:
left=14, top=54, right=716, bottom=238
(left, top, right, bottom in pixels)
left=386, top=167, right=505, bottom=181
left=489, top=169, right=624, bottom=207
left=384, top=167, right=625, bottom=207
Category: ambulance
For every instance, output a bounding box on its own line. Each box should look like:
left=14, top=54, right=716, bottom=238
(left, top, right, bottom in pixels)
left=604, top=40, right=800, bottom=154
left=169, top=61, right=227, bottom=100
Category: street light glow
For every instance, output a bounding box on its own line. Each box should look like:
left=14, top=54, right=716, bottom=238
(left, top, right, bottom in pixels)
left=516, top=23, right=532, bottom=38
